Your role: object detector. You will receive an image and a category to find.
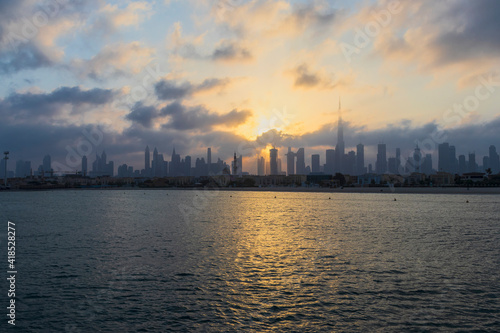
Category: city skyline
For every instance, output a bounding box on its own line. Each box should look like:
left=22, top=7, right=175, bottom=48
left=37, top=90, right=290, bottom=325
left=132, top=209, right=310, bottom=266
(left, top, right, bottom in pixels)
left=3, top=127, right=499, bottom=178
left=1, top=1, right=500, bottom=177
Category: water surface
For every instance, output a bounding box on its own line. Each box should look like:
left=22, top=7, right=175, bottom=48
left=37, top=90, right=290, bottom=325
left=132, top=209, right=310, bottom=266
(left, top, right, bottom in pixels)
left=1, top=190, right=499, bottom=332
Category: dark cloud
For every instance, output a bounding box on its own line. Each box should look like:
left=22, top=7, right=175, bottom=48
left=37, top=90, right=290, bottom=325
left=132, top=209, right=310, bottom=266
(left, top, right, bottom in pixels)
left=0, top=0, right=98, bottom=75
left=155, top=78, right=232, bottom=100
left=196, top=78, right=231, bottom=92
left=124, top=100, right=252, bottom=131
left=431, top=0, right=500, bottom=65
left=125, top=103, right=159, bottom=128
left=154, top=80, right=193, bottom=100
left=212, top=41, right=252, bottom=61
left=0, top=42, right=53, bottom=75
left=291, top=63, right=344, bottom=89
left=293, top=64, right=322, bottom=88
left=375, top=0, right=500, bottom=71
left=291, top=2, right=339, bottom=28
left=0, top=86, right=115, bottom=121
left=160, top=103, right=251, bottom=130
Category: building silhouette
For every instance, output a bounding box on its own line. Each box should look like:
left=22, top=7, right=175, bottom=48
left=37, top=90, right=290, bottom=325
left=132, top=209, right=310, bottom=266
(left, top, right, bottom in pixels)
left=311, top=154, right=320, bottom=173
left=376, top=143, right=387, bottom=174
left=270, top=148, right=278, bottom=175
left=356, top=144, right=364, bottom=175
left=82, top=155, right=87, bottom=176
left=295, top=148, right=305, bottom=175
left=91, top=151, right=113, bottom=177
left=334, top=99, right=345, bottom=173
left=286, top=147, right=295, bottom=176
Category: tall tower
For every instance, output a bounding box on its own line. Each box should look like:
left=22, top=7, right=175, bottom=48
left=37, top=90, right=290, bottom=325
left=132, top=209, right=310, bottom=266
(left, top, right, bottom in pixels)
left=233, top=152, right=238, bottom=176
left=270, top=147, right=278, bottom=175
left=207, top=148, right=212, bottom=175
left=82, top=155, right=87, bottom=177
left=335, top=98, right=345, bottom=173
left=145, top=146, right=150, bottom=174
left=413, top=144, right=421, bottom=173
left=356, top=144, right=364, bottom=175
left=376, top=143, right=387, bottom=174
left=286, top=147, right=295, bottom=176
left=43, top=155, right=51, bottom=174
left=295, top=148, right=305, bottom=174
left=438, top=143, right=450, bottom=172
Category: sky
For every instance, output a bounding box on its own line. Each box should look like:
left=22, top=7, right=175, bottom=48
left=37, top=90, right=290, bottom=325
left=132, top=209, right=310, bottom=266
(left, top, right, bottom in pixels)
left=1, top=0, right=500, bottom=173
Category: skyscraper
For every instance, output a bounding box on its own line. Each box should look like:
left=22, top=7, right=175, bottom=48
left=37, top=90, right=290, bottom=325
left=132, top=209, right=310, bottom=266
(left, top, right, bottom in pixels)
left=449, top=145, right=458, bottom=174
left=396, top=148, right=401, bottom=173
left=311, top=154, right=320, bottom=173
left=468, top=152, right=476, bottom=172
left=438, top=143, right=450, bottom=172
left=257, top=156, right=265, bottom=176
left=184, top=155, right=191, bottom=176
left=483, top=156, right=490, bottom=172
left=232, top=152, right=237, bottom=176
left=356, top=144, right=364, bottom=175
left=489, top=145, right=500, bottom=173
left=335, top=98, right=345, bottom=173
left=82, top=155, right=87, bottom=176
left=270, top=148, right=278, bottom=175
left=346, top=151, right=356, bottom=174
left=325, top=149, right=335, bottom=175
left=145, top=146, right=150, bottom=175
left=286, top=147, right=295, bottom=176
left=207, top=148, right=212, bottom=175
left=42, top=155, right=51, bottom=174
left=295, top=148, right=305, bottom=174
left=458, top=155, right=467, bottom=175
left=413, top=145, right=422, bottom=173
left=170, top=148, right=181, bottom=177
left=376, top=143, right=387, bottom=174
left=422, top=154, right=432, bottom=175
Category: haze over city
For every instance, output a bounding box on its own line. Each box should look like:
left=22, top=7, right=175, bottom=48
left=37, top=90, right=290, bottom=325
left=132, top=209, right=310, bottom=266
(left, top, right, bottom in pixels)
left=1, top=0, right=500, bottom=174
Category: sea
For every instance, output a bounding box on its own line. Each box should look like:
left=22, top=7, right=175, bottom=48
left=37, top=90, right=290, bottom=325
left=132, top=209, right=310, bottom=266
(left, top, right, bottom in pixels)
left=0, top=189, right=499, bottom=332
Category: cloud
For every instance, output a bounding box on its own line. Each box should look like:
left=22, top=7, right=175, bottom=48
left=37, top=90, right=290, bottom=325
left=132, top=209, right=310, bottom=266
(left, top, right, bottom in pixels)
left=0, top=43, right=53, bottom=74
left=154, top=80, right=193, bottom=101
left=125, top=103, right=159, bottom=128
left=290, top=63, right=352, bottom=90
left=0, top=86, right=116, bottom=122
left=211, top=40, right=252, bottom=62
left=89, top=1, right=153, bottom=36
left=124, top=99, right=252, bottom=130
left=70, top=42, right=155, bottom=80
left=160, top=102, right=252, bottom=130
left=0, top=0, right=97, bottom=75
left=155, top=77, right=232, bottom=100
left=365, top=0, right=500, bottom=85
left=292, top=63, right=322, bottom=88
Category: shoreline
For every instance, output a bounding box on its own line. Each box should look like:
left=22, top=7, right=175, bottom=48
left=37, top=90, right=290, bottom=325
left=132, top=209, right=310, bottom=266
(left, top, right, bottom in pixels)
left=3, top=186, right=500, bottom=195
